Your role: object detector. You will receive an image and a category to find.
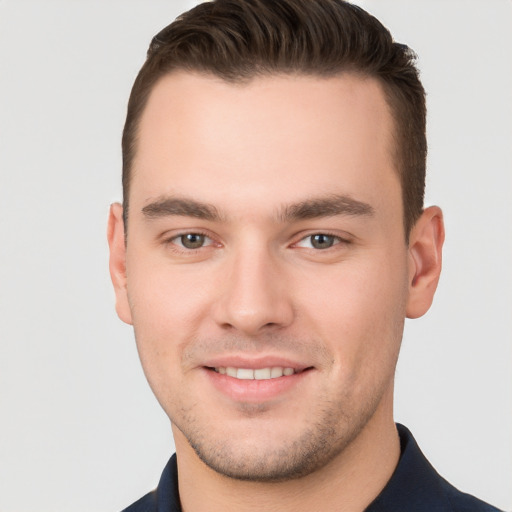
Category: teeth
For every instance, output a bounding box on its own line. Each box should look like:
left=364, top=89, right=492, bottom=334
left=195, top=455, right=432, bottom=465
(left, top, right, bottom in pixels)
left=236, top=368, right=254, bottom=380
left=214, top=367, right=297, bottom=380
left=254, top=368, right=271, bottom=380
left=270, top=367, right=283, bottom=378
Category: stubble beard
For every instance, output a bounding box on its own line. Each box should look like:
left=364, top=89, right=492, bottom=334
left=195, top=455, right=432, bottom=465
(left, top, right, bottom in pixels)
left=172, top=386, right=384, bottom=483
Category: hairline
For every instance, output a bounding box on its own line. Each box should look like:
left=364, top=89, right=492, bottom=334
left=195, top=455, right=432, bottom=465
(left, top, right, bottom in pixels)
left=123, top=67, right=413, bottom=240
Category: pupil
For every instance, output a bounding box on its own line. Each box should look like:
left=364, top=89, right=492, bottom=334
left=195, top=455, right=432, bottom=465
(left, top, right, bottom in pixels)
left=312, top=234, right=334, bottom=249
left=182, top=234, right=205, bottom=249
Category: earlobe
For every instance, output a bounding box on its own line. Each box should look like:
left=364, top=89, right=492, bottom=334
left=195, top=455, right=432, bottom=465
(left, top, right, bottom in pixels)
left=107, top=203, right=133, bottom=325
left=406, top=206, right=445, bottom=319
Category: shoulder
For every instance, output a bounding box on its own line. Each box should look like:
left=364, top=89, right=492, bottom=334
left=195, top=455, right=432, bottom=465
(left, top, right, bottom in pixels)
left=441, top=482, right=503, bottom=512
left=366, top=425, right=504, bottom=512
left=120, top=454, right=181, bottom=512
left=121, top=490, right=157, bottom=512
left=401, top=424, right=504, bottom=512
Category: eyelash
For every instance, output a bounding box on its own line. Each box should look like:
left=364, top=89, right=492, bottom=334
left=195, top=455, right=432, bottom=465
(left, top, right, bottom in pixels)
left=163, top=231, right=218, bottom=254
left=163, top=231, right=350, bottom=254
left=293, top=232, right=350, bottom=250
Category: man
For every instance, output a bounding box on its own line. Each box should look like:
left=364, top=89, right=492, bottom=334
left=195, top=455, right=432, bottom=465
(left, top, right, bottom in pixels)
left=107, top=1, right=502, bottom=510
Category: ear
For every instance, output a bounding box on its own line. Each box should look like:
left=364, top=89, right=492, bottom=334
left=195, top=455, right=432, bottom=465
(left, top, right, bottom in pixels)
left=107, top=203, right=133, bottom=325
left=406, top=206, right=445, bottom=319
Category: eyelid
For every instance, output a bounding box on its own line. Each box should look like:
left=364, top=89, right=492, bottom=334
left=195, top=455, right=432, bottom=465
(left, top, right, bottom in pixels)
left=171, top=233, right=214, bottom=248
left=292, top=231, right=352, bottom=249
left=158, top=228, right=352, bottom=252
left=160, top=229, right=221, bottom=251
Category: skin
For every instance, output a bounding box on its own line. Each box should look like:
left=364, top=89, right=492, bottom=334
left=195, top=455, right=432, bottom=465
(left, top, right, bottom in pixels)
left=108, top=72, right=444, bottom=512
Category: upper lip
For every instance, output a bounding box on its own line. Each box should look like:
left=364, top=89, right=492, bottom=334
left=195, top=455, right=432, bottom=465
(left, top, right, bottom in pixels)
left=202, top=355, right=312, bottom=372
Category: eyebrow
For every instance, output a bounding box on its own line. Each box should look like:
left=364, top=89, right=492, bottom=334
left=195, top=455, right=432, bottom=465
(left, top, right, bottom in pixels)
left=142, top=197, right=221, bottom=221
left=278, top=194, right=375, bottom=221
left=141, top=193, right=374, bottom=223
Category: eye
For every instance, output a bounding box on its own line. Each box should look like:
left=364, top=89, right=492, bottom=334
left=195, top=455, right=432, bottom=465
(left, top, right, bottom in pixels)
left=296, top=233, right=341, bottom=250
left=173, top=233, right=212, bottom=249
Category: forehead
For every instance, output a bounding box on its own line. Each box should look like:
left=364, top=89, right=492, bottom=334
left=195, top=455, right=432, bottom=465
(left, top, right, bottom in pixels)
left=131, top=71, right=399, bottom=220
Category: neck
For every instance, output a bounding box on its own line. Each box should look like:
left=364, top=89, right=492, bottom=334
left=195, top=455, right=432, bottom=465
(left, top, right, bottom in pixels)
left=174, top=391, right=400, bottom=512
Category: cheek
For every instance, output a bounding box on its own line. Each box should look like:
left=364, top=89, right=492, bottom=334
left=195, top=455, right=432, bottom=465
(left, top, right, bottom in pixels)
left=125, top=253, right=213, bottom=385
left=297, top=254, right=408, bottom=376
left=127, top=249, right=212, bottom=330
left=126, top=270, right=203, bottom=415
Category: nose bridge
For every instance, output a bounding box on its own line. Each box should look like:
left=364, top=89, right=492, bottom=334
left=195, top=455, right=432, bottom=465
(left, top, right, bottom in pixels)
left=214, top=238, right=293, bottom=334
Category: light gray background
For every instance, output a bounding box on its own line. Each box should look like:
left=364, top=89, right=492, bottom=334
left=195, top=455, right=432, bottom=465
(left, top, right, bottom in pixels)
left=0, top=1, right=510, bottom=511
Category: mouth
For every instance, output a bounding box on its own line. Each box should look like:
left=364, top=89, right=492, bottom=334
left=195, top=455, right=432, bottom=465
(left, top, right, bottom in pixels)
left=206, top=366, right=312, bottom=380
left=203, top=363, right=314, bottom=402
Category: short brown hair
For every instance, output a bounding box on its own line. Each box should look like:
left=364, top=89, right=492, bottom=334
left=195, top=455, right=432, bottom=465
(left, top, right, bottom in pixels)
left=122, top=0, right=426, bottom=237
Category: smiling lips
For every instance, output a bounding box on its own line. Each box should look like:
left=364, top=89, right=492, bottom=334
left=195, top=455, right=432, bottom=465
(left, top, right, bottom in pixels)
left=205, top=363, right=312, bottom=402
left=213, top=366, right=297, bottom=380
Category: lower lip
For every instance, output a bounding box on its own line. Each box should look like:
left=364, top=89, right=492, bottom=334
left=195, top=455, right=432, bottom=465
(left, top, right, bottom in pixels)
left=203, top=368, right=312, bottom=402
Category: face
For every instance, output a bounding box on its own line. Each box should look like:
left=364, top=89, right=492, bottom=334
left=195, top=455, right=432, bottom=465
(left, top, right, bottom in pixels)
left=109, top=72, right=438, bottom=481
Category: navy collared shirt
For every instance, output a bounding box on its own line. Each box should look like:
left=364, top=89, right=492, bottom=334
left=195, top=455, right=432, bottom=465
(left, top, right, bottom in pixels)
left=122, top=424, right=502, bottom=511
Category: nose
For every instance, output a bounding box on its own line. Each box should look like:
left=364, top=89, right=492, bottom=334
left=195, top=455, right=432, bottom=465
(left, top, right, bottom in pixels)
left=212, top=244, right=295, bottom=335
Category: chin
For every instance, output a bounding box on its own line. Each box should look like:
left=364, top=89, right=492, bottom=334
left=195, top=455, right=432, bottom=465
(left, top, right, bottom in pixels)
left=174, top=407, right=369, bottom=483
